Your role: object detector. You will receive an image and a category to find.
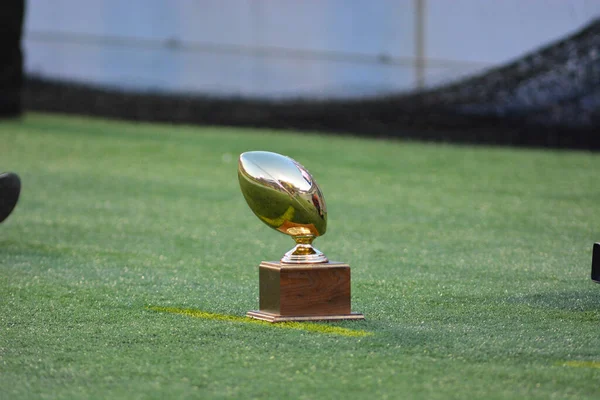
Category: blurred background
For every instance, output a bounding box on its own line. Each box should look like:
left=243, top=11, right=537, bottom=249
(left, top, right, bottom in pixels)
left=24, top=0, right=600, bottom=97
left=7, top=0, right=600, bottom=148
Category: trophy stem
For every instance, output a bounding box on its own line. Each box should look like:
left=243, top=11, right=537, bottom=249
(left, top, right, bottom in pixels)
left=281, top=236, right=328, bottom=264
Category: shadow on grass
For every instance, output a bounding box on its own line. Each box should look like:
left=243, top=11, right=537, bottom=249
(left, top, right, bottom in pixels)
left=0, top=239, right=135, bottom=261
left=508, top=288, right=600, bottom=312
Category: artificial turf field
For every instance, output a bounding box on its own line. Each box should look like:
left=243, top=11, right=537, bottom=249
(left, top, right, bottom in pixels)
left=1, top=113, right=599, bottom=399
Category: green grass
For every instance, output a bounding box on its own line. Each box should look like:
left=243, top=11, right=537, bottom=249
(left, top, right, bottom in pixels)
left=1, top=113, right=599, bottom=399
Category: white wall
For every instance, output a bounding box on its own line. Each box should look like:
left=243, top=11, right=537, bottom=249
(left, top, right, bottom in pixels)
left=23, top=0, right=600, bottom=98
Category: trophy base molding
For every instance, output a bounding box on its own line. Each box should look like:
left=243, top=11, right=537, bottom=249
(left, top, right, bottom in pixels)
left=247, top=261, right=364, bottom=323
left=247, top=310, right=364, bottom=322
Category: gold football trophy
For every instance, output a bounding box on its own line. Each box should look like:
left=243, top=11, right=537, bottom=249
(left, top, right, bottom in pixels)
left=238, top=151, right=364, bottom=322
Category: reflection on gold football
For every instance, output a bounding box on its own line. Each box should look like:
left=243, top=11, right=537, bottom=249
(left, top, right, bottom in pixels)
left=238, top=151, right=327, bottom=238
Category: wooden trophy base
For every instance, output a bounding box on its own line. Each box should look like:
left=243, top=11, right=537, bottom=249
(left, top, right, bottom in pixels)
left=247, top=261, right=364, bottom=323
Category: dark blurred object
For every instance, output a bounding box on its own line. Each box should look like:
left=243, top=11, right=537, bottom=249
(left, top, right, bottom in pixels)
left=24, top=18, right=600, bottom=150
left=0, top=172, right=21, bottom=223
left=592, top=243, right=600, bottom=283
left=422, top=17, right=600, bottom=136
left=0, top=0, right=25, bottom=118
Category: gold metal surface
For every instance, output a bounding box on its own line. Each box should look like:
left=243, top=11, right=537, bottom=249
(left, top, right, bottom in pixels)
left=238, top=151, right=328, bottom=264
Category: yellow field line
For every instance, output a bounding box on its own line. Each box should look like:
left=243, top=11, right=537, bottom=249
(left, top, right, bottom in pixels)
left=148, top=306, right=372, bottom=338
left=560, top=361, right=600, bottom=369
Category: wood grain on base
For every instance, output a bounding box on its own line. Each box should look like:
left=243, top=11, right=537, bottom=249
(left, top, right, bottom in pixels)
left=255, top=261, right=362, bottom=320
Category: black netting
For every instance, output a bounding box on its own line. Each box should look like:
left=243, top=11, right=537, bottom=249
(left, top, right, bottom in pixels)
left=418, top=18, right=600, bottom=129
left=24, top=18, right=600, bottom=150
